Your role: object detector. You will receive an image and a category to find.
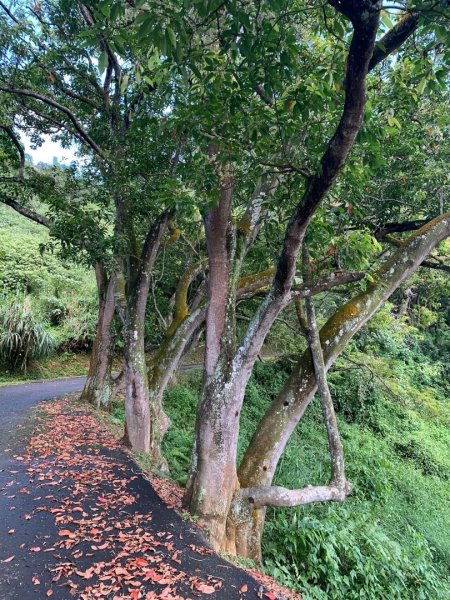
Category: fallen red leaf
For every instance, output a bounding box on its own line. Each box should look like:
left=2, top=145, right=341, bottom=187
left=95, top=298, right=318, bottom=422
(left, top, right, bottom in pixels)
left=59, top=529, right=76, bottom=539
left=194, top=582, right=216, bottom=594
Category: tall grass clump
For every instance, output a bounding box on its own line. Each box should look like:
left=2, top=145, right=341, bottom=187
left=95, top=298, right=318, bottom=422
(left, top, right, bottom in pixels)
left=0, top=293, right=55, bottom=372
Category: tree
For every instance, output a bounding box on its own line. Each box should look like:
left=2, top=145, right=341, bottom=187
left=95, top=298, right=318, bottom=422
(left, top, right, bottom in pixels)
left=0, top=104, right=120, bottom=409
left=169, top=0, right=450, bottom=555
left=0, top=1, right=186, bottom=464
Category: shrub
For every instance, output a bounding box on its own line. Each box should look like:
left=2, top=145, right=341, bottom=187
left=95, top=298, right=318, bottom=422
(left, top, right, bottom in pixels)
left=0, top=294, right=55, bottom=372
left=264, top=511, right=447, bottom=600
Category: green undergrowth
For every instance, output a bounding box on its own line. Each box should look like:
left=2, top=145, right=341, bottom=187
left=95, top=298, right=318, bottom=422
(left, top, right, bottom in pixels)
left=0, top=351, right=90, bottom=385
left=0, top=203, right=98, bottom=358
left=117, top=312, right=450, bottom=599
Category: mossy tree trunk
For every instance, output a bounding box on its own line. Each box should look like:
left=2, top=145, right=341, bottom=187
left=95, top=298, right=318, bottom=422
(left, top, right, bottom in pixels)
left=80, top=264, right=116, bottom=410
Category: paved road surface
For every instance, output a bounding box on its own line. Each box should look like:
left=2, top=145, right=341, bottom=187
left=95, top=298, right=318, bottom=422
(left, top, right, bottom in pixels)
left=0, top=377, right=87, bottom=434
left=0, top=376, right=264, bottom=599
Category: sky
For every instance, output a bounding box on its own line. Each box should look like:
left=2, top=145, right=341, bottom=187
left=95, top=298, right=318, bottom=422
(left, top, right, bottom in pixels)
left=22, top=133, right=77, bottom=165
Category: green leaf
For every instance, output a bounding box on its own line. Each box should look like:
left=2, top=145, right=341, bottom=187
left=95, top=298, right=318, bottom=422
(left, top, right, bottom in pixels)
left=138, top=16, right=154, bottom=37
left=98, top=51, right=108, bottom=76
left=387, top=115, right=401, bottom=130
left=417, top=78, right=427, bottom=94
left=166, top=27, right=177, bottom=49
left=98, top=1, right=111, bottom=19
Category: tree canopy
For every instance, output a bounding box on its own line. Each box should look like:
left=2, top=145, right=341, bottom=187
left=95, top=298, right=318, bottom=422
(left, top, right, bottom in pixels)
left=1, top=1, right=449, bottom=597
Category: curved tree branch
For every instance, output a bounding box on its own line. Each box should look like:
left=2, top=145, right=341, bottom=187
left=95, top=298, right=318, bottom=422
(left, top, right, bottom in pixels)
left=0, top=86, right=108, bottom=161
left=0, top=196, right=50, bottom=227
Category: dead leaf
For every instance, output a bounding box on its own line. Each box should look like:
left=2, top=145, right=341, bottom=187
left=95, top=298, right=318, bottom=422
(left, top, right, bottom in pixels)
left=194, top=582, right=216, bottom=594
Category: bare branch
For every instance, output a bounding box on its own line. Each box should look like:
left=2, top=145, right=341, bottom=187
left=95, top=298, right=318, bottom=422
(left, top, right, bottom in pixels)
left=237, top=482, right=351, bottom=509
left=0, top=86, right=108, bottom=161
left=303, top=247, right=347, bottom=490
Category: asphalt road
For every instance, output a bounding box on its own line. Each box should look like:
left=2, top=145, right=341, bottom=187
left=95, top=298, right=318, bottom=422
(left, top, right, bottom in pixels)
left=0, top=376, right=265, bottom=600
left=0, top=377, right=87, bottom=437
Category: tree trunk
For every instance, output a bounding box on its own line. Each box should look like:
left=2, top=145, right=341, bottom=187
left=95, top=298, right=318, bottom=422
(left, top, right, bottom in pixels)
left=123, top=311, right=151, bottom=453
left=232, top=214, right=450, bottom=561
left=147, top=305, right=206, bottom=471
left=80, top=265, right=115, bottom=410
left=183, top=145, right=240, bottom=550
left=122, top=211, right=172, bottom=458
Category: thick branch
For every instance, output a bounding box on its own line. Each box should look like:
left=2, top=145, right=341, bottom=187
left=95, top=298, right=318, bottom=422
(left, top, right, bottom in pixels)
left=275, top=3, right=380, bottom=294
left=0, top=196, right=50, bottom=227
left=167, top=261, right=205, bottom=336
left=384, top=233, right=450, bottom=272
left=228, top=3, right=381, bottom=386
left=237, top=483, right=350, bottom=509
left=374, top=218, right=430, bottom=239
left=369, top=12, right=419, bottom=71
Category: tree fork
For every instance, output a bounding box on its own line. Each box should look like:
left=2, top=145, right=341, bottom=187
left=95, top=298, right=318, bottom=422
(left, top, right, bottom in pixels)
left=233, top=213, right=450, bottom=561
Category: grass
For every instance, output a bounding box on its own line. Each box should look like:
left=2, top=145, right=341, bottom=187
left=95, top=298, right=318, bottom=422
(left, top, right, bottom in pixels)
left=0, top=352, right=91, bottom=386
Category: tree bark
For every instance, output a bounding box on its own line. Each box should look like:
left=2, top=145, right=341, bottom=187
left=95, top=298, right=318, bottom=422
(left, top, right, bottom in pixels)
left=147, top=304, right=207, bottom=470
left=80, top=264, right=116, bottom=410
left=183, top=145, right=240, bottom=549
left=232, top=213, right=450, bottom=561
left=123, top=310, right=151, bottom=453
left=122, top=211, right=172, bottom=458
